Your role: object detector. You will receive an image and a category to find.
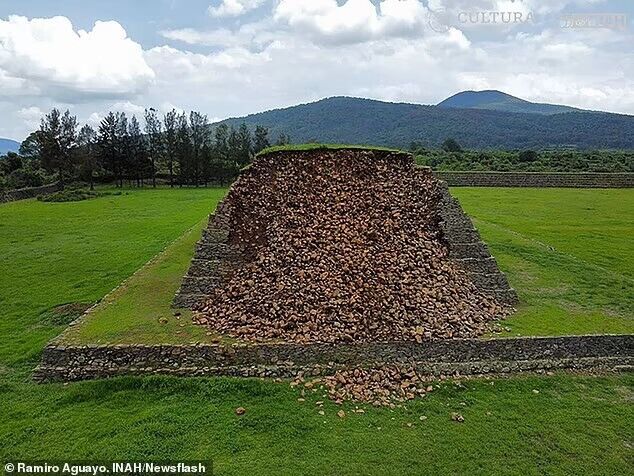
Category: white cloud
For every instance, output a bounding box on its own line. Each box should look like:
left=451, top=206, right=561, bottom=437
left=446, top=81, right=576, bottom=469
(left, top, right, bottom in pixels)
left=208, top=0, right=266, bottom=18
left=17, top=106, right=44, bottom=130
left=1, top=2, right=633, bottom=142
left=274, top=0, right=430, bottom=45
left=161, top=28, right=240, bottom=47
left=0, top=15, right=155, bottom=101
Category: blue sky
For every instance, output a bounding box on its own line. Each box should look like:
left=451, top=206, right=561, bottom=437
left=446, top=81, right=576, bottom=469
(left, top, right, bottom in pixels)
left=0, top=0, right=632, bottom=140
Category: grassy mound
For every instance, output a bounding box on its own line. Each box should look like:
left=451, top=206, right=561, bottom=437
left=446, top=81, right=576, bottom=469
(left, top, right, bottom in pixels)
left=258, top=143, right=404, bottom=156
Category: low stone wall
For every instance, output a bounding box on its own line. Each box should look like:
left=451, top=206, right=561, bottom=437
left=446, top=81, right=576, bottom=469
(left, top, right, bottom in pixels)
left=34, top=334, right=633, bottom=382
left=0, top=182, right=61, bottom=203
left=434, top=172, right=634, bottom=188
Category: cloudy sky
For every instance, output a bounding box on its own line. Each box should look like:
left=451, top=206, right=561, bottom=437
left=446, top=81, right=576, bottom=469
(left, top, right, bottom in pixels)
left=0, top=0, right=632, bottom=141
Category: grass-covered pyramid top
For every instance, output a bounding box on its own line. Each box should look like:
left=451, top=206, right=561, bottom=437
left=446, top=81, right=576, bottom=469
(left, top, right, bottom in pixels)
left=257, top=143, right=405, bottom=157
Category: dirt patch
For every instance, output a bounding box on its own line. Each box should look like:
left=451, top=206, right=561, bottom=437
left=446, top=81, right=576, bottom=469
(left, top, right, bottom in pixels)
left=40, top=302, right=93, bottom=326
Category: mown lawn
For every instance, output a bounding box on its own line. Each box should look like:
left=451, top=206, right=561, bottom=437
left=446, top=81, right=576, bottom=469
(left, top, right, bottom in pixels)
left=0, top=188, right=227, bottom=370
left=0, top=187, right=632, bottom=475
left=453, top=188, right=633, bottom=336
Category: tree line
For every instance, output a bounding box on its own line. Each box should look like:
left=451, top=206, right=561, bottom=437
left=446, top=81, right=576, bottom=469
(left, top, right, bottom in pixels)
left=410, top=140, right=634, bottom=173
left=2, top=107, right=291, bottom=191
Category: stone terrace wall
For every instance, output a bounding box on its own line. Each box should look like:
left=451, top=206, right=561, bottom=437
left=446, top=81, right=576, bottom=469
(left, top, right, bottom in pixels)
left=173, top=196, right=244, bottom=309
left=436, top=181, right=518, bottom=305
left=34, top=334, right=633, bottom=382
left=434, top=172, right=634, bottom=188
left=0, top=182, right=61, bottom=203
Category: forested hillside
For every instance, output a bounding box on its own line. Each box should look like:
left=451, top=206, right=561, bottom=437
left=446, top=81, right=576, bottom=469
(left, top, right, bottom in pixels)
left=0, top=138, right=20, bottom=154
left=219, top=97, right=634, bottom=150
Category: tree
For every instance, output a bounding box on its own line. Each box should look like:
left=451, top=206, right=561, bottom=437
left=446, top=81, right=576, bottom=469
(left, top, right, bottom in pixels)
left=38, top=109, right=78, bottom=188
left=275, top=133, right=291, bottom=146
left=76, top=125, right=97, bottom=190
left=227, top=126, right=241, bottom=164
left=144, top=108, right=163, bottom=188
left=253, top=125, right=270, bottom=154
left=441, top=137, right=462, bottom=153
left=237, top=123, right=252, bottom=166
left=128, top=116, right=147, bottom=187
left=214, top=124, right=229, bottom=162
left=0, top=152, right=22, bottom=175
left=19, top=131, right=44, bottom=163
left=519, top=150, right=539, bottom=163
left=175, top=112, right=191, bottom=186
left=115, top=113, right=129, bottom=187
left=98, top=112, right=125, bottom=187
left=189, top=111, right=209, bottom=187
left=163, top=109, right=179, bottom=187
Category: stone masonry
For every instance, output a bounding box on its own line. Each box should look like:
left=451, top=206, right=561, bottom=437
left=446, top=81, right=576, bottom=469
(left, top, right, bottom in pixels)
left=434, top=171, right=634, bottom=188
left=34, top=334, right=634, bottom=383
left=175, top=164, right=518, bottom=310
left=436, top=179, right=518, bottom=305
left=173, top=197, right=242, bottom=308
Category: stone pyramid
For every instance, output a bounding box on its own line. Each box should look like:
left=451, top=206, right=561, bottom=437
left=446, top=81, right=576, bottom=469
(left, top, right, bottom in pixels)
left=174, top=149, right=517, bottom=327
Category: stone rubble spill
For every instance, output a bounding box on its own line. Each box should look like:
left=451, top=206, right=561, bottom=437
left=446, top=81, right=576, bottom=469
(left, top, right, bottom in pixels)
left=194, top=148, right=511, bottom=402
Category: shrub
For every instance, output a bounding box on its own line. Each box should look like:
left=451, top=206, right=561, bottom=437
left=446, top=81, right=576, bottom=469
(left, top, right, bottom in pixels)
left=38, top=189, right=99, bottom=202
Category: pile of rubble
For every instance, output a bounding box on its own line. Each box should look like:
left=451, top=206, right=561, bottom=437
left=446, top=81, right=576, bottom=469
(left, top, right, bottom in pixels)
left=289, top=365, right=438, bottom=407
left=194, top=148, right=509, bottom=344
left=322, top=366, right=434, bottom=406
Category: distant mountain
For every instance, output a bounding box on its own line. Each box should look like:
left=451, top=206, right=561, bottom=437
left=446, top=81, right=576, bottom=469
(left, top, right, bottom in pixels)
left=219, top=96, right=634, bottom=150
left=438, top=90, right=582, bottom=115
left=0, top=138, right=20, bottom=155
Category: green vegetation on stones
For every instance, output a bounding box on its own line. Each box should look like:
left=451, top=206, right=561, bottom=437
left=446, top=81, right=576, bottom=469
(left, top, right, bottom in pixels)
left=258, top=143, right=404, bottom=156
left=37, top=188, right=124, bottom=203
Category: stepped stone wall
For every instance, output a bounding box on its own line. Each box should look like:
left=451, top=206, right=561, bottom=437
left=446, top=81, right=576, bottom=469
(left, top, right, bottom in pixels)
left=434, top=171, right=634, bottom=188
left=173, top=198, right=241, bottom=309
left=437, top=180, right=518, bottom=305
left=0, top=182, right=61, bottom=203
left=34, top=334, right=634, bottom=382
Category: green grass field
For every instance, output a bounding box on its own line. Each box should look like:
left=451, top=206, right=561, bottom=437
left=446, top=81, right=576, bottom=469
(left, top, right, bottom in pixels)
left=453, top=188, right=633, bottom=336
left=0, top=187, right=632, bottom=475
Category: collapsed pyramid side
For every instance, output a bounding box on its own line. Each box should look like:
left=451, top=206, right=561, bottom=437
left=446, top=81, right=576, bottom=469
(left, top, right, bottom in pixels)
left=174, top=159, right=518, bottom=311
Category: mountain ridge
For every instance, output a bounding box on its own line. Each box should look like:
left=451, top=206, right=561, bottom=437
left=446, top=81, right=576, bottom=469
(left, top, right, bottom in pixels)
left=437, top=90, right=583, bottom=115
left=0, top=138, right=20, bottom=155
left=218, top=95, right=633, bottom=150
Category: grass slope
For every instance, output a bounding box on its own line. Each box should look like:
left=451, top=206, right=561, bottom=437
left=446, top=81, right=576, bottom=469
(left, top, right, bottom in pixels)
left=60, top=219, right=222, bottom=346
left=0, top=187, right=632, bottom=475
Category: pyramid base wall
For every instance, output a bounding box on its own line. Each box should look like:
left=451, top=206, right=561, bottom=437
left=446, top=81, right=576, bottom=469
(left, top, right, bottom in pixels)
left=34, top=334, right=633, bottom=383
